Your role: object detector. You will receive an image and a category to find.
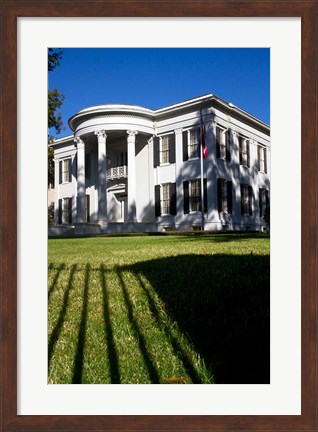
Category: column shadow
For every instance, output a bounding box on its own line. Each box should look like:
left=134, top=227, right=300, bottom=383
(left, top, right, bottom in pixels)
left=48, top=264, right=77, bottom=369
left=72, top=263, right=90, bottom=384
left=115, top=267, right=160, bottom=384
left=100, top=264, right=121, bottom=384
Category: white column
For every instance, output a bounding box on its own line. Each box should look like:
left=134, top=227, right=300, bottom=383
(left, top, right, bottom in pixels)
left=75, top=137, right=85, bottom=223
left=54, top=158, right=60, bottom=224
left=174, top=128, right=183, bottom=224
left=94, top=130, right=107, bottom=223
left=127, top=130, right=138, bottom=222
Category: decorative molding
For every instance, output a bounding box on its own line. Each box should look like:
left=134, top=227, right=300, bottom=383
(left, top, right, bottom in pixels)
left=74, top=137, right=85, bottom=148
left=127, top=130, right=138, bottom=138
left=94, top=129, right=107, bottom=139
left=174, top=128, right=183, bottom=134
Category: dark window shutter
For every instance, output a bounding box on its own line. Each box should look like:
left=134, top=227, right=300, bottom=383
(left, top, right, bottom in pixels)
left=226, top=131, right=231, bottom=162
left=59, top=161, right=63, bottom=184
left=182, top=131, right=188, bottom=161
left=240, top=184, right=244, bottom=215
left=203, top=178, right=208, bottom=213
left=217, top=178, right=222, bottom=212
left=258, top=146, right=261, bottom=171
left=169, top=134, right=176, bottom=164
left=68, top=197, right=72, bottom=223
left=265, top=189, right=269, bottom=208
left=183, top=181, right=189, bottom=214
left=239, top=140, right=242, bottom=165
left=155, top=185, right=161, bottom=217
left=58, top=199, right=62, bottom=224
left=259, top=188, right=263, bottom=217
left=264, top=149, right=267, bottom=173
left=216, top=138, right=221, bottom=159
left=248, top=185, right=253, bottom=215
left=153, top=137, right=160, bottom=168
left=227, top=181, right=233, bottom=214
left=74, top=154, right=77, bottom=179
left=68, top=159, right=72, bottom=182
left=169, top=182, right=177, bottom=215
left=247, top=141, right=250, bottom=167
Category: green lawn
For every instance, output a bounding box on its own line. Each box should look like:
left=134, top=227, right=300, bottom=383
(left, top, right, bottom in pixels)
left=48, top=232, right=270, bottom=384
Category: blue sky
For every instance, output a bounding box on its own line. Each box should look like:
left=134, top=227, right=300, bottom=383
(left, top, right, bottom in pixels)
left=49, top=48, right=270, bottom=137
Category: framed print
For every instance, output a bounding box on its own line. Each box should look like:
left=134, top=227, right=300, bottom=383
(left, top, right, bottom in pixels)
left=1, top=1, right=317, bottom=431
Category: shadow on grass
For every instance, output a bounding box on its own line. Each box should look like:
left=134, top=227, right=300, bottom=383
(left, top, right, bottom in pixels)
left=100, top=264, right=121, bottom=384
left=72, top=263, right=90, bottom=384
left=122, top=254, right=270, bottom=384
left=48, top=264, right=77, bottom=368
left=116, top=268, right=161, bottom=383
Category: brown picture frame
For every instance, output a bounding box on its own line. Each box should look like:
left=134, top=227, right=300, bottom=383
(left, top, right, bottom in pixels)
left=1, top=1, right=317, bottom=431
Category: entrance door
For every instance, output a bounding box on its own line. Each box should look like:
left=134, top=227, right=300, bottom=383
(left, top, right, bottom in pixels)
left=119, top=197, right=127, bottom=222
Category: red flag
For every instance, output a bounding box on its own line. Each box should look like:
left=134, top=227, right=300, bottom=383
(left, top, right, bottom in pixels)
left=201, top=125, right=208, bottom=158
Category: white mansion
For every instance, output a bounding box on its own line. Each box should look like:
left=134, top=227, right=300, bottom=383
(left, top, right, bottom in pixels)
left=49, top=94, right=270, bottom=235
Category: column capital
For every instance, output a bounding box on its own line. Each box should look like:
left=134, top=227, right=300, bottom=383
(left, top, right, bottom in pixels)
left=127, top=130, right=138, bottom=138
left=174, top=128, right=183, bottom=135
left=94, top=129, right=107, bottom=140
left=74, top=136, right=85, bottom=148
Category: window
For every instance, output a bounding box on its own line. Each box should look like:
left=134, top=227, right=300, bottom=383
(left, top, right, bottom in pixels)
left=116, top=151, right=127, bottom=166
left=217, top=179, right=233, bottom=213
left=190, top=179, right=201, bottom=212
left=183, top=179, right=207, bottom=214
left=59, top=158, right=72, bottom=184
left=188, top=129, right=200, bottom=159
left=240, top=184, right=253, bottom=216
left=160, top=136, right=170, bottom=164
left=182, top=128, right=201, bottom=161
left=258, top=146, right=267, bottom=173
left=58, top=197, right=72, bottom=224
left=259, top=188, right=269, bottom=217
left=161, top=184, right=170, bottom=214
left=155, top=183, right=177, bottom=216
left=153, top=134, right=175, bottom=167
left=239, top=137, right=250, bottom=167
left=216, top=126, right=230, bottom=161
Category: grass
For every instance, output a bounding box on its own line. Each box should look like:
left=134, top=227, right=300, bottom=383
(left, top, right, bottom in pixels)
left=48, top=232, right=270, bottom=384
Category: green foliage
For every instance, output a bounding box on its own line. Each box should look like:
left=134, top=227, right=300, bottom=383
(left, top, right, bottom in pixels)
left=48, top=203, right=55, bottom=226
left=48, top=88, right=65, bottom=133
left=48, top=234, right=270, bottom=384
left=48, top=48, right=63, bottom=72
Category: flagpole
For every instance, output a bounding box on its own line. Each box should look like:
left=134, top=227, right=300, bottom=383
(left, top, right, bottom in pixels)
left=200, top=108, right=204, bottom=231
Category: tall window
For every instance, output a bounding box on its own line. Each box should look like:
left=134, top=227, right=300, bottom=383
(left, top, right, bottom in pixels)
left=155, top=183, right=177, bottom=216
left=239, top=137, right=250, bottom=167
left=217, top=179, right=233, bottom=214
left=183, top=179, right=207, bottom=214
left=190, top=179, right=201, bottom=212
left=216, top=126, right=230, bottom=161
left=241, top=184, right=253, bottom=215
left=259, top=188, right=269, bottom=217
left=58, top=197, right=72, bottom=224
left=258, top=146, right=267, bottom=173
left=61, top=158, right=71, bottom=183
left=117, top=151, right=127, bottom=166
left=188, top=129, right=200, bottom=159
left=161, top=184, right=170, bottom=214
left=160, top=136, right=170, bottom=164
left=153, top=134, right=175, bottom=167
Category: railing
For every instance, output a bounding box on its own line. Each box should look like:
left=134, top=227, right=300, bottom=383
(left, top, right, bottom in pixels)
left=106, top=165, right=128, bottom=180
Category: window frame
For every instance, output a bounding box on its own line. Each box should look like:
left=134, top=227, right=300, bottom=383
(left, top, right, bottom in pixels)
left=239, top=136, right=250, bottom=168
left=241, top=183, right=253, bottom=216
left=188, top=128, right=200, bottom=160
left=61, top=157, right=72, bottom=184
left=160, top=135, right=171, bottom=165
